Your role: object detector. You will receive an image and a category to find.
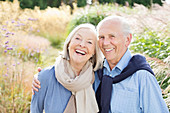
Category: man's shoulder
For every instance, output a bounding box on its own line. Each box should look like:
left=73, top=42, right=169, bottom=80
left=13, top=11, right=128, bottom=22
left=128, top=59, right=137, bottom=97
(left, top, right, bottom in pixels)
left=135, top=70, right=154, bottom=76
left=38, top=65, right=55, bottom=81
left=134, top=70, right=156, bottom=83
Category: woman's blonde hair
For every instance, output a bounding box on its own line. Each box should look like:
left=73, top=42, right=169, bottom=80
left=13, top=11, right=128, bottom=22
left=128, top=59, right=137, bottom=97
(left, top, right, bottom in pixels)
left=62, top=23, right=103, bottom=71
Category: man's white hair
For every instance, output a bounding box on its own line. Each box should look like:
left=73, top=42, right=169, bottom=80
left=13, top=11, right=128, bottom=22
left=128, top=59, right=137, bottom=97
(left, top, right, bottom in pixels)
left=96, top=15, right=132, bottom=38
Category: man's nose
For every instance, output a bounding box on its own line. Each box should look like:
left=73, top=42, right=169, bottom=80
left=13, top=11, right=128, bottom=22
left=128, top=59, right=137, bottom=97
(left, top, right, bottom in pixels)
left=103, top=38, right=110, bottom=45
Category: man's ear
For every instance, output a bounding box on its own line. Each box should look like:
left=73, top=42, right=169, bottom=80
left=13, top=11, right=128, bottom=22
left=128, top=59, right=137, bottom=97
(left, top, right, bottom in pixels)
left=125, top=33, right=132, bottom=47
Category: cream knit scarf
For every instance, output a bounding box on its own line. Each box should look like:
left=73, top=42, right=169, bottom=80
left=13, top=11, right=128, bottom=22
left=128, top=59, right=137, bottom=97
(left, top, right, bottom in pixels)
left=55, top=56, right=99, bottom=113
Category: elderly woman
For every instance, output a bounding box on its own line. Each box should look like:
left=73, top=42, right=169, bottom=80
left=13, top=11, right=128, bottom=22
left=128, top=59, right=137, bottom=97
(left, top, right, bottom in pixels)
left=30, top=23, right=103, bottom=113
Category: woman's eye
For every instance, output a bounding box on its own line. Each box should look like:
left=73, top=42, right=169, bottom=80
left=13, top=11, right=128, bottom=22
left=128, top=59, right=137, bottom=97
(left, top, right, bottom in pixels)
left=75, top=37, right=80, bottom=40
left=87, top=41, right=92, bottom=44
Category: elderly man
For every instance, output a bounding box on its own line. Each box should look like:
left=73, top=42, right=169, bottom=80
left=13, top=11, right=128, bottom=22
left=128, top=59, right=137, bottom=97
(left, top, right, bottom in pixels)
left=32, top=16, right=169, bottom=113
left=94, top=16, right=169, bottom=113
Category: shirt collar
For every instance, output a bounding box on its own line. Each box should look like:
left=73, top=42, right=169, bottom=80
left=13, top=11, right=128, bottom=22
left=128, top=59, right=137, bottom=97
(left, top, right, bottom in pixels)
left=103, top=49, right=132, bottom=72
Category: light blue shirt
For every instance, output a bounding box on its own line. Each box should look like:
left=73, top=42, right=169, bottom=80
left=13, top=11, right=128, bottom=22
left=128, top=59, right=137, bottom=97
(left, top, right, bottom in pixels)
left=31, top=49, right=169, bottom=113
left=94, top=49, right=169, bottom=113
left=31, top=66, right=72, bottom=113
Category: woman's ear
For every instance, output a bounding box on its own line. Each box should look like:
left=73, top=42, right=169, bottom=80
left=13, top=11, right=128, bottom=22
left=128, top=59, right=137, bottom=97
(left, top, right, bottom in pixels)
left=125, top=33, right=132, bottom=47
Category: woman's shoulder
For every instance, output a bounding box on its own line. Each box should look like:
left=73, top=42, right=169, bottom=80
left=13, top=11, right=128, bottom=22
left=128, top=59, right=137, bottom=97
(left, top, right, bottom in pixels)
left=38, top=65, right=55, bottom=82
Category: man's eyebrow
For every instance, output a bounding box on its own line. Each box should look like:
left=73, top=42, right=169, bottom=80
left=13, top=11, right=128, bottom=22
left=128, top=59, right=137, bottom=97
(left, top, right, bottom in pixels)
left=108, top=33, right=115, bottom=36
left=98, top=35, right=104, bottom=37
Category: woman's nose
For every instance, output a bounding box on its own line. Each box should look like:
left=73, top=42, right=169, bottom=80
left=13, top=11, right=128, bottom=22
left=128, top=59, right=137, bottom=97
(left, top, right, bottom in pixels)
left=80, top=40, right=86, bottom=47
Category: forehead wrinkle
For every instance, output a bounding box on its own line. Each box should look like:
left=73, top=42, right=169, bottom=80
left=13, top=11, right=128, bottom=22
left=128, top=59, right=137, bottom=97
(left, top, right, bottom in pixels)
left=98, top=35, right=104, bottom=37
left=77, top=33, right=82, bottom=37
left=77, top=33, right=95, bottom=40
left=99, top=22, right=123, bottom=37
left=75, top=28, right=88, bottom=37
left=76, top=28, right=97, bottom=41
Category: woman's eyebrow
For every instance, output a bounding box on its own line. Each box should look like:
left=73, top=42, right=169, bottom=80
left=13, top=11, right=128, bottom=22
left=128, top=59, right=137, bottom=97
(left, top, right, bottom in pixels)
left=77, top=33, right=82, bottom=37
left=87, top=39, right=94, bottom=41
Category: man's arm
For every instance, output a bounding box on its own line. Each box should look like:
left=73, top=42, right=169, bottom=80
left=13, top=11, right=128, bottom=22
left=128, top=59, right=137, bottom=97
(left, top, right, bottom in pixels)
left=31, top=69, right=48, bottom=113
left=139, top=70, right=169, bottom=113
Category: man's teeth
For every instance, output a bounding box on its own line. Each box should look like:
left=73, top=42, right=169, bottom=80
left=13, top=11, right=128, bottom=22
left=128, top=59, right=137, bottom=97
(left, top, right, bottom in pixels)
left=76, top=50, right=85, bottom=55
left=105, top=48, right=113, bottom=52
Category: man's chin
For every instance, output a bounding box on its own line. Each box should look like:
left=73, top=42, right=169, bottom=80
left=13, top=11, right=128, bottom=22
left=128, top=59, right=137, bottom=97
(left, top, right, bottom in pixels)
left=105, top=56, right=115, bottom=61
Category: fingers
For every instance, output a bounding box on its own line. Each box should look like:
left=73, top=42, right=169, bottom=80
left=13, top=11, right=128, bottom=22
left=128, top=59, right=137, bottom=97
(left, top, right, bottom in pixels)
left=33, top=78, right=41, bottom=88
left=34, top=78, right=41, bottom=86
left=33, top=73, right=40, bottom=85
left=32, top=77, right=41, bottom=94
left=32, top=85, right=38, bottom=94
left=38, top=67, right=42, bottom=72
left=32, top=82, right=39, bottom=92
left=32, top=72, right=41, bottom=95
left=32, top=89, right=35, bottom=95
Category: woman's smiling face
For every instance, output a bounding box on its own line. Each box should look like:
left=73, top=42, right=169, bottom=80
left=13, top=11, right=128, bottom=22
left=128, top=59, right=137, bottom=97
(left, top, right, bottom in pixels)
left=68, top=28, right=96, bottom=65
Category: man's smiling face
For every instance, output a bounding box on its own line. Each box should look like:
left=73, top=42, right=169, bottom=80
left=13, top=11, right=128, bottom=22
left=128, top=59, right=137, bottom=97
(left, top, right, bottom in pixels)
left=98, top=20, right=130, bottom=69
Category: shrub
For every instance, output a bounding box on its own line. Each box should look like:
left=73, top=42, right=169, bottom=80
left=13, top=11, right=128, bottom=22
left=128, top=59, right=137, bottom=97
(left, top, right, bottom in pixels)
left=67, top=7, right=108, bottom=35
left=98, top=0, right=162, bottom=7
left=99, top=0, right=114, bottom=4
left=1, top=0, right=62, bottom=9
left=77, top=0, right=86, bottom=7
left=39, top=33, right=65, bottom=49
left=130, top=30, right=170, bottom=60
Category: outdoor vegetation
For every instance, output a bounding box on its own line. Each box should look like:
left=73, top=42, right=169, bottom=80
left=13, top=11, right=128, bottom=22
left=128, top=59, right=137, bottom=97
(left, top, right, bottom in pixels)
left=0, top=0, right=169, bottom=112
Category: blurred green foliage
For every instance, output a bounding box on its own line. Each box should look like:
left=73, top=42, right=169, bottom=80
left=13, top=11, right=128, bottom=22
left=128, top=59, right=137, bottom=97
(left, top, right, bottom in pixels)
left=99, top=0, right=113, bottom=3
left=99, top=0, right=162, bottom=7
left=2, top=0, right=62, bottom=9
left=130, top=30, right=170, bottom=60
left=77, top=0, right=86, bottom=7
left=67, top=8, right=108, bottom=35
left=1, top=0, right=163, bottom=9
left=37, top=32, right=65, bottom=49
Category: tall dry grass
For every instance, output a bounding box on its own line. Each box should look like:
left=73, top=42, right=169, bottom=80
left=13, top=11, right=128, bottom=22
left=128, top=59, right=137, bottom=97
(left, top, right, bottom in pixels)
left=0, top=0, right=169, bottom=112
left=0, top=0, right=72, bottom=112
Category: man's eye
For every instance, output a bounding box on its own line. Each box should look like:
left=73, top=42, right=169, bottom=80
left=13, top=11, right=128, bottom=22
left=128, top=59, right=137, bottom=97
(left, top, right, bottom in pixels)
left=99, top=36, right=104, bottom=39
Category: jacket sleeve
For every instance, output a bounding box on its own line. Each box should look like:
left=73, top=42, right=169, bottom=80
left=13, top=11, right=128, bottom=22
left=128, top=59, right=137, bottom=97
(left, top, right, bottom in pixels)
left=30, top=69, right=50, bottom=113
left=139, top=70, right=169, bottom=113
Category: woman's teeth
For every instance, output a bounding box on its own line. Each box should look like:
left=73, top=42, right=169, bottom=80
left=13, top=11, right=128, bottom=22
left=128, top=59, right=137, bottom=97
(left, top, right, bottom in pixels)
left=75, top=50, right=85, bottom=55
